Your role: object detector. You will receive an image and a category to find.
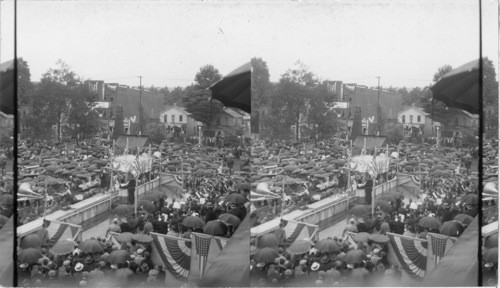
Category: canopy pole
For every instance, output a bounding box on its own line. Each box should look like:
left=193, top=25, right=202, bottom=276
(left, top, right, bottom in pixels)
left=372, top=146, right=377, bottom=216
left=347, top=139, right=352, bottom=223
left=135, top=146, right=139, bottom=216
left=43, top=180, right=48, bottom=220
left=386, top=144, right=389, bottom=182
left=281, top=176, right=285, bottom=219
left=149, top=144, right=152, bottom=192
left=109, top=140, right=116, bottom=219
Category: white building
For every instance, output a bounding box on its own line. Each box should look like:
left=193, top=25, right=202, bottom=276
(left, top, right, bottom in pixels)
left=397, top=105, right=441, bottom=137
left=158, top=106, right=200, bottom=137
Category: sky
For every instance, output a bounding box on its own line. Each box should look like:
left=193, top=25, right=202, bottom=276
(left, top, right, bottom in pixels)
left=1, top=0, right=498, bottom=89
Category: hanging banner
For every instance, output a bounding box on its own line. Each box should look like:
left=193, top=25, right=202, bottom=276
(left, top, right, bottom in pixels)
left=349, top=155, right=377, bottom=177
left=375, top=153, right=391, bottom=174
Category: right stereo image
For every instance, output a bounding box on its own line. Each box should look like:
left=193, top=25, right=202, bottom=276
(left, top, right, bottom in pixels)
left=249, top=1, right=498, bottom=287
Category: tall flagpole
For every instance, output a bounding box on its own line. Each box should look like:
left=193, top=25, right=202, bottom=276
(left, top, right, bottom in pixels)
left=347, top=139, right=352, bottom=222
left=148, top=144, right=152, bottom=192
left=281, top=176, right=285, bottom=219
left=386, top=144, right=389, bottom=182
left=43, top=181, right=48, bottom=219
left=135, top=146, right=139, bottom=216
left=372, top=146, right=377, bottom=216
left=109, top=140, right=116, bottom=216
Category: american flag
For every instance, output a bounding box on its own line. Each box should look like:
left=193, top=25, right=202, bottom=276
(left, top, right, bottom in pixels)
left=428, top=233, right=449, bottom=266
left=194, top=233, right=212, bottom=277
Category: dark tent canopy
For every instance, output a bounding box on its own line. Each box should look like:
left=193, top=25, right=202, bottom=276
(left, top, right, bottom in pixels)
left=0, top=60, right=14, bottom=115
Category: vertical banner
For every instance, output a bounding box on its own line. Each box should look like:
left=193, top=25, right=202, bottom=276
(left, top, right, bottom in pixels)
left=426, top=233, right=458, bottom=272
left=190, top=233, right=229, bottom=279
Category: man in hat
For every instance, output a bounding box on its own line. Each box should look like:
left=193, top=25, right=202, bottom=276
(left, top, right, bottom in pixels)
left=37, top=222, right=50, bottom=248
left=203, top=201, right=218, bottom=223
left=357, top=173, right=373, bottom=205
left=121, top=173, right=136, bottom=205
left=440, top=201, right=453, bottom=223
left=356, top=218, right=368, bottom=233
left=338, top=168, right=348, bottom=190
left=100, top=167, right=111, bottom=194
left=274, top=220, right=287, bottom=247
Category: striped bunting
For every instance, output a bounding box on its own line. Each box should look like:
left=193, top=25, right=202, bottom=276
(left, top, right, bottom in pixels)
left=387, top=232, right=428, bottom=280
left=412, top=175, right=421, bottom=185
left=151, top=233, right=191, bottom=279
left=282, top=220, right=319, bottom=246
left=43, top=219, right=82, bottom=247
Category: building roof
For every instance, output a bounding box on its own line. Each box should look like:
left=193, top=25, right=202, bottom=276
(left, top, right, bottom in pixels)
left=115, top=135, right=151, bottom=150
left=397, top=106, right=428, bottom=116
left=353, top=135, right=389, bottom=148
left=159, top=106, right=189, bottom=115
left=223, top=107, right=246, bottom=118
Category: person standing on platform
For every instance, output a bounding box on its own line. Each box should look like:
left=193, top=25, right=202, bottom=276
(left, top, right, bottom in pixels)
left=357, top=173, right=373, bottom=205
left=37, top=222, right=50, bottom=248
left=121, top=173, right=136, bottom=205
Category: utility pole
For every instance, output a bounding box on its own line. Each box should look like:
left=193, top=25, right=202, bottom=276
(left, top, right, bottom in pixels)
left=377, top=76, right=381, bottom=136
left=139, top=76, right=143, bottom=135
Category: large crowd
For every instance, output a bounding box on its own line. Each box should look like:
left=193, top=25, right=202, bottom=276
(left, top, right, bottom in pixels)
left=16, top=139, right=250, bottom=225
left=17, top=139, right=251, bottom=287
left=250, top=136, right=494, bottom=287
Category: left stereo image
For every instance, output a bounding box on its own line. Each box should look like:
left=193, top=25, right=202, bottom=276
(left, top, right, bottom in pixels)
left=0, top=59, right=15, bottom=286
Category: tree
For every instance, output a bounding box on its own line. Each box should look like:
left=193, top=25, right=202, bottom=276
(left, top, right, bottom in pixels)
left=351, top=106, right=362, bottom=139
left=194, top=64, right=222, bottom=90
left=67, top=85, right=100, bottom=140
left=113, top=106, right=124, bottom=140
left=165, top=87, right=186, bottom=106
left=251, top=58, right=271, bottom=134
left=183, top=65, right=224, bottom=126
left=433, top=65, right=452, bottom=82
left=17, top=58, right=33, bottom=107
left=483, top=57, right=498, bottom=106
left=145, top=123, right=166, bottom=144
left=23, top=60, right=84, bottom=141
left=275, top=61, right=318, bottom=140
left=385, top=123, right=404, bottom=144
left=162, top=87, right=171, bottom=106
left=482, top=58, right=498, bottom=139
left=307, top=83, right=342, bottom=140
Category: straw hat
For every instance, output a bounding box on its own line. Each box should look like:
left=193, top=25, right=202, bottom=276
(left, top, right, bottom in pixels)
left=74, top=263, right=84, bottom=272
left=311, top=262, right=320, bottom=271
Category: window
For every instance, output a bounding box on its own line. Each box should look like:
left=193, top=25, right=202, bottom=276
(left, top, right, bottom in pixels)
left=410, top=115, right=413, bottom=123
left=171, top=115, right=175, bottom=123
left=417, top=115, right=421, bottom=123
left=455, top=118, right=459, bottom=126
left=402, top=115, right=405, bottom=123
left=179, top=115, right=183, bottom=122
left=164, top=115, right=168, bottom=123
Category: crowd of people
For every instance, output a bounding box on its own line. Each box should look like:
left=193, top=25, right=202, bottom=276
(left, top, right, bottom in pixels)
left=16, top=138, right=251, bottom=224
left=17, top=137, right=252, bottom=287
left=250, top=136, right=493, bottom=286
left=251, top=175, right=479, bottom=286
left=18, top=181, right=249, bottom=287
